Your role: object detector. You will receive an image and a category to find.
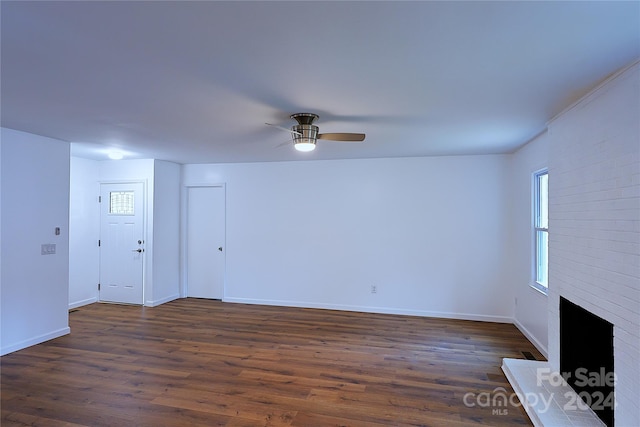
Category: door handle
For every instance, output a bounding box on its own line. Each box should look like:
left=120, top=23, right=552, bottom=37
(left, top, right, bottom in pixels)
left=132, top=249, right=144, bottom=253
left=218, top=247, right=223, bottom=252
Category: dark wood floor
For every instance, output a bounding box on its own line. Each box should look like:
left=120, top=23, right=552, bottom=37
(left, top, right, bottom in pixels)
left=1, top=299, right=543, bottom=426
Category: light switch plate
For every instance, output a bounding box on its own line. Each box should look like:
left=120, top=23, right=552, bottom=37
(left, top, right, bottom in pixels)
left=41, top=243, right=56, bottom=255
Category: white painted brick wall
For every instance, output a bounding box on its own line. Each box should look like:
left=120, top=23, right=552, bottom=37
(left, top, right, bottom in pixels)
left=548, top=61, right=640, bottom=426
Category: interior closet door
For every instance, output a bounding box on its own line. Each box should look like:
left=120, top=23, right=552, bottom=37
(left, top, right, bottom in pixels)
left=186, top=186, right=225, bottom=299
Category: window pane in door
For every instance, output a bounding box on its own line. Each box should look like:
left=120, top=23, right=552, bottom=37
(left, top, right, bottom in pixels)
left=109, top=191, right=135, bottom=215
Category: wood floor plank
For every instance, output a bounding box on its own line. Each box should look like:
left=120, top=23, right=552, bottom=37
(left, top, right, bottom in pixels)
left=1, top=298, right=542, bottom=426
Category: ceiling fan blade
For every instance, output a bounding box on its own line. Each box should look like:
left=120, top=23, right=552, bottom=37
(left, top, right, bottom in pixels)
left=317, top=133, right=366, bottom=142
left=276, top=140, right=293, bottom=148
left=265, top=123, right=302, bottom=136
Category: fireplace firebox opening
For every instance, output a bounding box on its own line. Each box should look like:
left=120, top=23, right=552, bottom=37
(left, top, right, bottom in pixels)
left=560, top=296, right=614, bottom=427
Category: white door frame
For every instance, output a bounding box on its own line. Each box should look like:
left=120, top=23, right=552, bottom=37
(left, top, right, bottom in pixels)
left=180, top=183, right=226, bottom=299
left=98, top=179, right=148, bottom=304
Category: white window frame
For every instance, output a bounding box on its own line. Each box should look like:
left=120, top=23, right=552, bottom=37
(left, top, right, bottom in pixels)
left=532, top=169, right=549, bottom=294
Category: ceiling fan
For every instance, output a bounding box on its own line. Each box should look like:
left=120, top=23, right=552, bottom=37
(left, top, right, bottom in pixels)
left=267, top=113, right=365, bottom=152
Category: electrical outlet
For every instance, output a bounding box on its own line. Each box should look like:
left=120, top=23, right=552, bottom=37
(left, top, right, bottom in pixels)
left=371, top=285, right=377, bottom=294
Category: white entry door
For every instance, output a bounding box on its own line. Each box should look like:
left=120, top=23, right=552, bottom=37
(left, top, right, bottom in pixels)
left=186, top=186, right=225, bottom=299
left=99, top=182, right=145, bottom=304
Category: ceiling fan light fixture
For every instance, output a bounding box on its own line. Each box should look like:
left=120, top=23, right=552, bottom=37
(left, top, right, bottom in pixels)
left=294, top=140, right=316, bottom=152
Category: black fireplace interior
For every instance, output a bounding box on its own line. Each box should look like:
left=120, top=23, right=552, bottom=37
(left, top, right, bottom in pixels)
left=560, top=296, right=614, bottom=427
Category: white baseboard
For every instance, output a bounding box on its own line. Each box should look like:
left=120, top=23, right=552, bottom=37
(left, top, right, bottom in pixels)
left=513, top=318, right=548, bottom=358
left=69, top=297, right=98, bottom=310
left=222, top=297, right=513, bottom=323
left=1, top=327, right=71, bottom=356
left=145, top=293, right=180, bottom=307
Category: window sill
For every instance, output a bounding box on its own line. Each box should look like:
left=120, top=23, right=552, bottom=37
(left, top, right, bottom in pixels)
left=529, top=282, right=548, bottom=296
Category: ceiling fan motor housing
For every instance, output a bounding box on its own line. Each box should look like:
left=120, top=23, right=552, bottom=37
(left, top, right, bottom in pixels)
left=292, top=124, right=319, bottom=142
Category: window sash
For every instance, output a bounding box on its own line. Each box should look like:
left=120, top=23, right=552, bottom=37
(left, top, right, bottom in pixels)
left=534, top=172, right=548, bottom=229
left=535, top=228, right=548, bottom=288
left=534, top=170, right=549, bottom=291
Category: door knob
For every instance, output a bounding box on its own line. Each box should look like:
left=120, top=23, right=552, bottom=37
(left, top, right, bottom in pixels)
left=218, top=247, right=223, bottom=252
left=132, top=248, right=144, bottom=253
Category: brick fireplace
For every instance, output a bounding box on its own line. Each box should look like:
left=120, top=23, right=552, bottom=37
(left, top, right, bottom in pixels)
left=547, top=61, right=639, bottom=426
left=504, top=61, right=639, bottom=426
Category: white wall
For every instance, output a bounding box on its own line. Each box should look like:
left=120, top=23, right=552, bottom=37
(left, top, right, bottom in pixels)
left=508, top=131, right=549, bottom=356
left=149, top=160, right=181, bottom=306
left=183, top=155, right=514, bottom=321
left=548, top=62, right=639, bottom=425
left=1, top=128, right=70, bottom=355
left=69, top=157, right=100, bottom=308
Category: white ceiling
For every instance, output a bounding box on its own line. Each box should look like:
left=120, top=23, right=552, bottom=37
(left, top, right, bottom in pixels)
left=1, top=1, right=638, bottom=164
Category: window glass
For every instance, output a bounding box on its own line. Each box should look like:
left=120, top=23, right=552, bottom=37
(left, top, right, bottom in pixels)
left=538, top=173, right=548, bottom=228
left=109, top=191, right=135, bottom=215
left=536, top=229, right=548, bottom=288
left=534, top=170, right=549, bottom=293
